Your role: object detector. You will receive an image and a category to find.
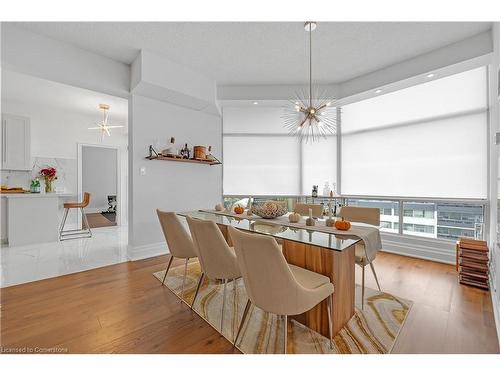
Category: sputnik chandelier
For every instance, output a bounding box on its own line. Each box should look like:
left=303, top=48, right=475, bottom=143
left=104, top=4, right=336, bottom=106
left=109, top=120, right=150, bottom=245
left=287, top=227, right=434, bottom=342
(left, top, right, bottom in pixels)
left=282, top=21, right=337, bottom=143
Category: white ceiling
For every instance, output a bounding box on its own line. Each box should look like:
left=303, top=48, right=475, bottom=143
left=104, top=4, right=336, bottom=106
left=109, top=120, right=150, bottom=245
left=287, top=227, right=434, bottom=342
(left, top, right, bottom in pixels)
left=12, top=22, right=492, bottom=85
left=1, top=70, right=128, bottom=124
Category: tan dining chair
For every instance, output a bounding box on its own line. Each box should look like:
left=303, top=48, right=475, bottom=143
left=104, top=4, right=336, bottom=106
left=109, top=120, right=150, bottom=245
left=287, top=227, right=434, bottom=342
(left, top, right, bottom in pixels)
left=227, top=226, right=334, bottom=353
left=186, top=216, right=242, bottom=332
left=156, top=210, right=198, bottom=301
left=59, top=192, right=92, bottom=240
left=294, top=203, right=324, bottom=218
left=339, top=206, right=382, bottom=309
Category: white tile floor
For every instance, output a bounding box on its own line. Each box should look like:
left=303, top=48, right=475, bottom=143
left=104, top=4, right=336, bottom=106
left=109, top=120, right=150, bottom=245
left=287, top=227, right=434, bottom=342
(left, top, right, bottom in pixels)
left=0, top=226, right=128, bottom=287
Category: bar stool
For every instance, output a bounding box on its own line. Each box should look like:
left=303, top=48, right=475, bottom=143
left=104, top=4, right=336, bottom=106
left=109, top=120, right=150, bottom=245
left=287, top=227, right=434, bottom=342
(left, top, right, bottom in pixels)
left=59, top=192, right=92, bottom=241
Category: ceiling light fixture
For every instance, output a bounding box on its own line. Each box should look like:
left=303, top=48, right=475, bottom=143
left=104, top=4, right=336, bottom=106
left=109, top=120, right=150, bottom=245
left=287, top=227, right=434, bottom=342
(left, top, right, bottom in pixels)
left=282, top=21, right=337, bottom=143
left=88, top=104, right=124, bottom=140
left=375, top=89, right=383, bottom=94
left=253, top=101, right=259, bottom=105
left=426, top=73, right=435, bottom=78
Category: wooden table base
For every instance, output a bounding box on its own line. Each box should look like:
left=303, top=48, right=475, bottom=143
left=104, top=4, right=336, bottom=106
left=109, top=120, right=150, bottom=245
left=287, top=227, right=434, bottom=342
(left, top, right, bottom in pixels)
left=219, top=223, right=356, bottom=338
left=282, top=240, right=355, bottom=337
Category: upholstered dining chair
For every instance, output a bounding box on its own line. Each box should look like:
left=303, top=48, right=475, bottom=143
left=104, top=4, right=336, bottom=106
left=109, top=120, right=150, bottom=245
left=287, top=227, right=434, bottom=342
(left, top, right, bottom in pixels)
left=294, top=203, right=323, bottom=218
left=339, top=206, right=382, bottom=309
left=227, top=226, right=334, bottom=353
left=186, top=216, right=242, bottom=333
left=156, top=210, right=198, bottom=301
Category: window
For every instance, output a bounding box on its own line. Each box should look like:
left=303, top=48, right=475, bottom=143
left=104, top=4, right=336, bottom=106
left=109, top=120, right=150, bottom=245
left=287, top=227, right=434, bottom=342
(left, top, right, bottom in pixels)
left=223, top=136, right=300, bottom=195
left=401, top=201, right=484, bottom=240
left=223, top=106, right=337, bottom=195
left=221, top=67, right=488, bottom=243
left=346, top=198, right=399, bottom=234
left=403, top=223, right=435, bottom=235
left=301, top=136, right=337, bottom=195
left=341, top=67, right=488, bottom=199
left=380, top=221, right=392, bottom=229
left=380, top=208, right=392, bottom=216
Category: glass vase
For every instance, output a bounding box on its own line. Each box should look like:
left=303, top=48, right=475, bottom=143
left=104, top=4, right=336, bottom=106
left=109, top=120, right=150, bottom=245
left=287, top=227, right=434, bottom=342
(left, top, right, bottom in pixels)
left=45, top=178, right=54, bottom=193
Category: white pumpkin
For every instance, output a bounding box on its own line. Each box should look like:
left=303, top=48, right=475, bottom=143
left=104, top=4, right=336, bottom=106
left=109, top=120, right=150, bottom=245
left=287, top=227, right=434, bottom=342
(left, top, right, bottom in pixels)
left=288, top=212, right=301, bottom=223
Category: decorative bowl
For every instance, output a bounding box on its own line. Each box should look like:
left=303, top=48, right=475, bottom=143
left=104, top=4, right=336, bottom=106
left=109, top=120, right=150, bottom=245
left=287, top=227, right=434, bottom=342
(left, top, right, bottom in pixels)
left=251, top=201, right=288, bottom=219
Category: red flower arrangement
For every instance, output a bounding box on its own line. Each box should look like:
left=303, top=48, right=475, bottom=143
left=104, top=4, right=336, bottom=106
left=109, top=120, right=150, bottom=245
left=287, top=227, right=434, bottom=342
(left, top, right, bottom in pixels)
left=39, top=167, right=57, bottom=193
left=40, top=167, right=57, bottom=180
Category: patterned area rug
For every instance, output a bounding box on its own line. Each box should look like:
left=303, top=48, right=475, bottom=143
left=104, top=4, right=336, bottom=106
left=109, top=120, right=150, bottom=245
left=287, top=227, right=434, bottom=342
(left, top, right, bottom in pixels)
left=153, top=261, right=412, bottom=354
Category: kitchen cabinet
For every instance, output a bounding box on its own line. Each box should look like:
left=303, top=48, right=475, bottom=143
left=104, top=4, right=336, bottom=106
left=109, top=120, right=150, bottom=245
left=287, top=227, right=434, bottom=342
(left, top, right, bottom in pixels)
left=1, top=114, right=31, bottom=171
left=1, top=193, right=75, bottom=246
left=1, top=197, right=7, bottom=243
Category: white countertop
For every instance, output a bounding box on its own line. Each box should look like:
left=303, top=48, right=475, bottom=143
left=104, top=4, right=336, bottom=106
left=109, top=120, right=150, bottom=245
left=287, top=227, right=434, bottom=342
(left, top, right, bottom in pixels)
left=1, top=192, right=77, bottom=199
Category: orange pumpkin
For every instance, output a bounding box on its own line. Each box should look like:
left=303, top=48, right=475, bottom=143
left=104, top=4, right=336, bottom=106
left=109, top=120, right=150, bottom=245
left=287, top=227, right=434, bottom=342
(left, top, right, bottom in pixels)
left=234, top=206, right=244, bottom=215
left=335, top=218, right=351, bottom=231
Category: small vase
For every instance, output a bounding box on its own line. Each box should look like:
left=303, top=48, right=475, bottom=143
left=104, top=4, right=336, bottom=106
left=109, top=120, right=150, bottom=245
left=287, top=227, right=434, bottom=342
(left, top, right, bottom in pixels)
left=326, top=218, right=335, bottom=227
left=45, top=179, right=54, bottom=193
left=306, top=217, right=316, bottom=226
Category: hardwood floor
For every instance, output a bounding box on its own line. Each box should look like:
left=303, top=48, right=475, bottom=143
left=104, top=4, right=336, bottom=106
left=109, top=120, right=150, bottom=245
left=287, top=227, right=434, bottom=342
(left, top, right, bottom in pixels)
left=1, top=252, right=498, bottom=354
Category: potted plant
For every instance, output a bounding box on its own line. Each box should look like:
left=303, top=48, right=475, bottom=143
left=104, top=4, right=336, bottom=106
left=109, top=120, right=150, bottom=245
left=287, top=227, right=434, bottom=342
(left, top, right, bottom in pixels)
left=39, top=167, right=57, bottom=193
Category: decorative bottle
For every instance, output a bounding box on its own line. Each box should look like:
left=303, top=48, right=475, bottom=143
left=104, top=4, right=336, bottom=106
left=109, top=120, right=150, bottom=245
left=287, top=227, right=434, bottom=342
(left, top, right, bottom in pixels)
left=322, top=182, right=330, bottom=197
left=206, top=146, right=215, bottom=161
left=326, top=201, right=335, bottom=227
left=312, top=185, right=318, bottom=198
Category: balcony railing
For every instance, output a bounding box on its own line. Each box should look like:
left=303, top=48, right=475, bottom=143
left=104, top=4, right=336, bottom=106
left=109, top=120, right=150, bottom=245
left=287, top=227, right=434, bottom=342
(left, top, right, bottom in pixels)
left=223, top=194, right=487, bottom=242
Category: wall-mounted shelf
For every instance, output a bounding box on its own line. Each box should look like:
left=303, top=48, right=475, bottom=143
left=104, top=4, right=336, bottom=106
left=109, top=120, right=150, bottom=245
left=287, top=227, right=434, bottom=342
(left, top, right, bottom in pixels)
left=145, top=155, right=221, bottom=166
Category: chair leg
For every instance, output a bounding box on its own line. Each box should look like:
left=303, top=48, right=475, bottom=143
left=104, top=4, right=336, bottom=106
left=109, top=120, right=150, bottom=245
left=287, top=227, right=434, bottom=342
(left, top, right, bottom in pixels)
left=283, top=315, right=288, bottom=354
left=191, top=272, right=205, bottom=310
left=80, top=208, right=92, bottom=237
left=361, top=265, right=365, bottom=310
left=234, top=299, right=251, bottom=347
left=161, top=256, right=174, bottom=285
left=231, top=278, right=236, bottom=341
left=59, top=208, right=92, bottom=241
left=180, top=258, right=189, bottom=300
left=59, top=208, right=69, bottom=239
left=221, top=279, right=227, bottom=332
left=326, top=294, right=333, bottom=349
left=369, top=261, right=382, bottom=291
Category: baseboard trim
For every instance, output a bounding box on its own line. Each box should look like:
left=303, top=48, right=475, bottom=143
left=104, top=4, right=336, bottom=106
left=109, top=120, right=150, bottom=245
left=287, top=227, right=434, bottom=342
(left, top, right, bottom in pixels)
left=128, top=242, right=168, bottom=261
left=86, top=207, right=112, bottom=214
left=381, top=233, right=455, bottom=265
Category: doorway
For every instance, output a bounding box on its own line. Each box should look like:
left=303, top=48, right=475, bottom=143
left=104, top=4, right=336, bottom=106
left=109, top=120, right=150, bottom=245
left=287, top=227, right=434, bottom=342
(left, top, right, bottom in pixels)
left=78, top=144, right=123, bottom=229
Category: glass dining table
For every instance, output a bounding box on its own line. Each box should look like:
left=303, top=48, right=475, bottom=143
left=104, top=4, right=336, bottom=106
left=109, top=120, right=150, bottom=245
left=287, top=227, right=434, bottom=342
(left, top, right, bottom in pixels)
left=178, top=210, right=359, bottom=337
left=178, top=210, right=361, bottom=252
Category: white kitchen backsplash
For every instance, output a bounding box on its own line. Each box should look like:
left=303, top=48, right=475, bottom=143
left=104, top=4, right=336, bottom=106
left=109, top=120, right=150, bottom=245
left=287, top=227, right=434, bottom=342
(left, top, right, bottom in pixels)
left=1, top=157, right=77, bottom=193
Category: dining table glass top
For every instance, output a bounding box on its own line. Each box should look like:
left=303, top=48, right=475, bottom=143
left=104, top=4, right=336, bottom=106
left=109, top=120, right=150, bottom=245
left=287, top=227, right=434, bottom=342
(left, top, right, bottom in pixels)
left=178, top=210, right=361, bottom=252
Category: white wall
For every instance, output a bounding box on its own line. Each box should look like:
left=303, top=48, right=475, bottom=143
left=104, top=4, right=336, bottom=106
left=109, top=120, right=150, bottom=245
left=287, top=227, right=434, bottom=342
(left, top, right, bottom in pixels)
left=82, top=146, right=117, bottom=211
left=1, top=99, right=128, bottom=224
left=2, top=99, right=127, bottom=161
left=128, top=94, right=222, bottom=259
left=489, top=22, right=500, bottom=343
left=131, top=50, right=220, bottom=116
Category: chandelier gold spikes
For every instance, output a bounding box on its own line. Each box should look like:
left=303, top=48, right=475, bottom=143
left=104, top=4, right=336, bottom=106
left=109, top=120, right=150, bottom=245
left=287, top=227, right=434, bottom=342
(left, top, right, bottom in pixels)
left=282, top=21, right=337, bottom=143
